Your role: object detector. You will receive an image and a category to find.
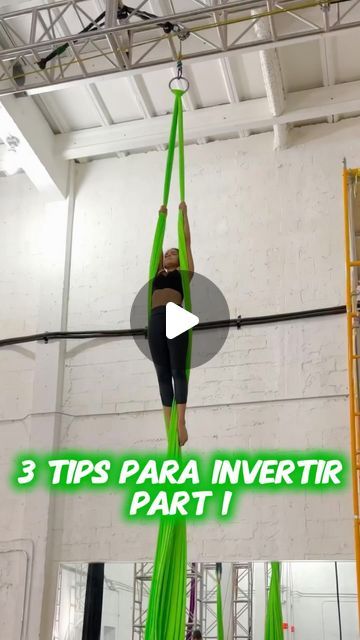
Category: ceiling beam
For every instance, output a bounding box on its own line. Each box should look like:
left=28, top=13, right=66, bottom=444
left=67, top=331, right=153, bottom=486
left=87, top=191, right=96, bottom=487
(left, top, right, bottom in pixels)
left=56, top=95, right=270, bottom=159
left=86, top=82, right=113, bottom=125
left=319, top=38, right=339, bottom=124
left=85, top=84, right=128, bottom=157
left=128, top=74, right=165, bottom=150
left=218, top=57, right=249, bottom=138
left=208, top=0, right=249, bottom=138
left=55, top=79, right=360, bottom=160
left=181, top=83, right=208, bottom=145
left=33, top=93, right=70, bottom=133
left=251, top=8, right=288, bottom=149
left=0, top=94, right=68, bottom=197
left=319, top=0, right=338, bottom=124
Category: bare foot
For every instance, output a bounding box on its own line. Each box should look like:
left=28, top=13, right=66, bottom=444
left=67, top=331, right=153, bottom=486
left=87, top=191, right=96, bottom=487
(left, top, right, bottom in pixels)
left=178, top=419, right=188, bottom=447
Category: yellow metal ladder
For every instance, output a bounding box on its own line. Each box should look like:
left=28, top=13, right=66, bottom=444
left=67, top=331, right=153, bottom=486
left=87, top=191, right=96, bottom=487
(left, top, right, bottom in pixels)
left=343, top=164, right=360, bottom=626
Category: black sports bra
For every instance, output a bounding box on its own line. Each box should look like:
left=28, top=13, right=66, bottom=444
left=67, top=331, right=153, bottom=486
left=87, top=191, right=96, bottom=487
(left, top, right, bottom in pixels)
left=152, top=269, right=183, bottom=297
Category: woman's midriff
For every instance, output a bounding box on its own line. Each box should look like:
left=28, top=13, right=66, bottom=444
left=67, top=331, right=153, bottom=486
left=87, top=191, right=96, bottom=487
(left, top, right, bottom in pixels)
left=152, top=288, right=183, bottom=309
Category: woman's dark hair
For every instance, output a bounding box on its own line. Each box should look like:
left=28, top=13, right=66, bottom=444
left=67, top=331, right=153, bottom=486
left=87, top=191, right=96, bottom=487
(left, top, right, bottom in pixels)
left=192, top=630, right=202, bottom=639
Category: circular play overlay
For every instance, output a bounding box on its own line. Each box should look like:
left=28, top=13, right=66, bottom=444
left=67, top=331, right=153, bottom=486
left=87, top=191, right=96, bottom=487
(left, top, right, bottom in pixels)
left=130, top=271, right=230, bottom=368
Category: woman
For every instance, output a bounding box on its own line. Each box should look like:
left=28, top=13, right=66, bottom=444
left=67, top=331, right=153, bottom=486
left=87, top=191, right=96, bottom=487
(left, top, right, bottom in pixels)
left=148, top=201, right=194, bottom=446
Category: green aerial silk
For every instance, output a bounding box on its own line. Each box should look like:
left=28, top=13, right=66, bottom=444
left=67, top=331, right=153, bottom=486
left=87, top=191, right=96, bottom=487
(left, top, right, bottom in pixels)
left=216, top=564, right=225, bottom=640
left=145, top=89, right=192, bottom=640
left=265, top=562, right=284, bottom=640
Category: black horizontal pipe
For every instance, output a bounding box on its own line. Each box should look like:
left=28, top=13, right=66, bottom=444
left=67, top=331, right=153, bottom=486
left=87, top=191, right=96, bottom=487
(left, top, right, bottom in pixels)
left=0, top=304, right=347, bottom=348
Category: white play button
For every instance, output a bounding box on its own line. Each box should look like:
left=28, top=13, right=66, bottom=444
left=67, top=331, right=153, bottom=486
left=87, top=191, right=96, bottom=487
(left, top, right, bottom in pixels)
left=166, top=302, right=199, bottom=339
left=131, top=271, right=230, bottom=367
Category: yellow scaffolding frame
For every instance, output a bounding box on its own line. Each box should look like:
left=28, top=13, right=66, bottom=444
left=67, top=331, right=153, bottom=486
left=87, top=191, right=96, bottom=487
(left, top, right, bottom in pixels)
left=343, top=163, right=360, bottom=627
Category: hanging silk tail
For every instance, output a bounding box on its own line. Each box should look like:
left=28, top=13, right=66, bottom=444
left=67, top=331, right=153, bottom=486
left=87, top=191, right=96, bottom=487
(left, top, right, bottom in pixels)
left=145, top=89, right=192, bottom=640
left=265, top=562, right=284, bottom=640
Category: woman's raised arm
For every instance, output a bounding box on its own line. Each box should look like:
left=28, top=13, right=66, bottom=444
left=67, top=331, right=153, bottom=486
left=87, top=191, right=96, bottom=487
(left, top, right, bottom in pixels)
left=156, top=204, right=167, bottom=273
left=179, top=201, right=194, bottom=274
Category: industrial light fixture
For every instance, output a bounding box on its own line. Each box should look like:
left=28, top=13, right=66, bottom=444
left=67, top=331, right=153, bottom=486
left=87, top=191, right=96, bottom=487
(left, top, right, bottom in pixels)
left=5, top=135, right=21, bottom=175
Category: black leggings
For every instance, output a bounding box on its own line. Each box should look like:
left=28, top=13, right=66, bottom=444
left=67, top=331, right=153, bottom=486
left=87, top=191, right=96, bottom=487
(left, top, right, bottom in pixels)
left=148, top=305, right=188, bottom=407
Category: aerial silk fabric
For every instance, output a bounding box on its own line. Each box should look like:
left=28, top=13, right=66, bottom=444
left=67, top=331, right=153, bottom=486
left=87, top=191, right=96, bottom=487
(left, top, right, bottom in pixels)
left=265, top=562, right=284, bottom=640
left=145, top=89, right=192, bottom=640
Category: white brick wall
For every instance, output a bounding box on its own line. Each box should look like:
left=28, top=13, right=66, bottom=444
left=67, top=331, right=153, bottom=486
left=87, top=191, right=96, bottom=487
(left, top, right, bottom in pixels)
left=0, top=175, right=48, bottom=421
left=1, top=118, right=360, bottom=636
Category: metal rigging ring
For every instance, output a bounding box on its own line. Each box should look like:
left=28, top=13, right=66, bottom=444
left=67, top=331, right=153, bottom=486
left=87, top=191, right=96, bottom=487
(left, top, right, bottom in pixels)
left=169, top=56, right=189, bottom=92
left=168, top=75, right=190, bottom=92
